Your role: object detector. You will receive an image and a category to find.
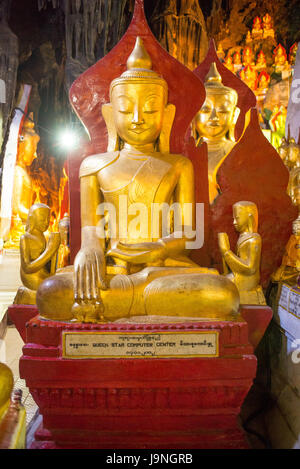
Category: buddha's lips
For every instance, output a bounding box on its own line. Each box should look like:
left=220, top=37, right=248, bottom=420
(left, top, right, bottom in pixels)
left=130, top=127, right=149, bottom=134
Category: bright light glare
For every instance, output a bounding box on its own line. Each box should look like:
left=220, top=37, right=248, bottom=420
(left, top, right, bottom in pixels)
left=58, top=130, right=79, bottom=150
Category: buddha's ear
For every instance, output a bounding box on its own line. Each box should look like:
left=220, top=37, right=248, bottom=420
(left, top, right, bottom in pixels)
left=229, top=107, right=240, bottom=142
left=102, top=103, right=119, bottom=151
left=158, top=103, right=176, bottom=153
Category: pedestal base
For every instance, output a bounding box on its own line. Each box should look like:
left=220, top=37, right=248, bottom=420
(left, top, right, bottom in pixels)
left=8, top=305, right=272, bottom=449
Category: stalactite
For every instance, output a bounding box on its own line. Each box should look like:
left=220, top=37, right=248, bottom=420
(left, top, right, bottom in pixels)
left=150, top=0, right=208, bottom=70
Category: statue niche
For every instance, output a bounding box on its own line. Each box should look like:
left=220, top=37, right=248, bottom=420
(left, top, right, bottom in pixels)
left=36, top=37, right=240, bottom=323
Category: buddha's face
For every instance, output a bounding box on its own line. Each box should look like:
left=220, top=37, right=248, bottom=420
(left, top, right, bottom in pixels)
left=111, top=83, right=165, bottom=147
left=19, top=130, right=40, bottom=166
left=195, top=90, right=236, bottom=140
left=233, top=205, right=250, bottom=233
left=33, top=207, right=50, bottom=232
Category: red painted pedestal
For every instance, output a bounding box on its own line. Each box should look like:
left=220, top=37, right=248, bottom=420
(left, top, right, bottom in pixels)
left=9, top=305, right=272, bottom=449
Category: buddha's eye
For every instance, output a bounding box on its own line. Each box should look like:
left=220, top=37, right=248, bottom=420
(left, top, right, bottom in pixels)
left=118, top=109, right=132, bottom=115
left=143, top=109, right=158, bottom=114
left=200, top=106, right=211, bottom=113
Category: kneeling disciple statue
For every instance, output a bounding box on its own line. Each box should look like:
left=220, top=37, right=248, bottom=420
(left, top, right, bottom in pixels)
left=218, top=201, right=266, bottom=305
left=36, top=38, right=240, bottom=323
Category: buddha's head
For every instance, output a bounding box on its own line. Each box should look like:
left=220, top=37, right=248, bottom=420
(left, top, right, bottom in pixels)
left=263, top=13, right=272, bottom=29
left=233, top=201, right=258, bottom=234
left=0, top=363, right=13, bottom=420
left=103, top=37, right=175, bottom=152
left=26, top=203, right=50, bottom=233
left=194, top=63, right=238, bottom=142
left=18, top=113, right=40, bottom=166
left=233, top=52, right=241, bottom=65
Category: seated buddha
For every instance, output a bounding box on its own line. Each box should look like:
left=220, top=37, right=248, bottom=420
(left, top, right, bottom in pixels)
left=218, top=201, right=266, bottom=305
left=4, top=114, right=40, bottom=249
left=193, top=62, right=239, bottom=203
left=251, top=17, right=263, bottom=39
left=255, top=51, right=267, bottom=71
left=263, top=13, right=275, bottom=40
left=233, top=52, right=242, bottom=73
left=240, top=65, right=258, bottom=91
left=36, top=38, right=240, bottom=323
left=242, top=47, right=255, bottom=67
left=224, top=54, right=234, bottom=73
left=273, top=45, right=291, bottom=75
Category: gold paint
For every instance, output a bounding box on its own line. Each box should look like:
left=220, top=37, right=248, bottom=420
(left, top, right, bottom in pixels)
left=36, top=38, right=240, bottom=323
left=14, top=203, right=61, bottom=305
left=193, top=63, right=239, bottom=203
left=4, top=113, right=40, bottom=249
left=218, top=201, right=266, bottom=305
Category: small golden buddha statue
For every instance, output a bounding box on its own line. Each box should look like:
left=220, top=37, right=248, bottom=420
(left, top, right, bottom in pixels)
left=14, top=203, right=61, bottom=305
left=278, top=137, right=289, bottom=167
left=4, top=113, right=40, bottom=249
left=240, top=65, right=258, bottom=91
left=233, top=52, right=242, bottom=72
left=263, top=13, right=275, bottom=40
left=287, top=138, right=300, bottom=170
left=36, top=38, right=240, bottom=323
left=255, top=51, right=267, bottom=71
left=256, top=71, right=270, bottom=102
left=57, top=213, right=71, bottom=269
left=0, top=363, right=26, bottom=449
left=242, top=47, right=255, bottom=67
left=246, top=31, right=252, bottom=44
left=252, top=17, right=263, bottom=39
left=224, top=54, right=235, bottom=73
left=289, top=43, right=298, bottom=67
left=218, top=201, right=266, bottom=305
left=272, top=170, right=300, bottom=284
left=193, top=62, right=239, bottom=203
left=273, top=44, right=290, bottom=74
left=217, top=43, right=225, bottom=62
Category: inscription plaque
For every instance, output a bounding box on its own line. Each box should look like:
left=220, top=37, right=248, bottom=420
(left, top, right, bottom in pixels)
left=62, top=331, right=219, bottom=359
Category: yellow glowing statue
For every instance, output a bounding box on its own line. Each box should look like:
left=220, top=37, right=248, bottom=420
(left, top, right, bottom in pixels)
left=4, top=114, right=40, bottom=249
left=36, top=38, right=240, bottom=323
left=252, top=17, right=263, bottom=39
left=272, top=170, right=300, bottom=284
left=193, top=63, right=239, bottom=203
left=218, top=201, right=266, bottom=305
left=0, top=363, right=26, bottom=449
left=263, top=14, right=275, bottom=40
left=14, top=203, right=61, bottom=305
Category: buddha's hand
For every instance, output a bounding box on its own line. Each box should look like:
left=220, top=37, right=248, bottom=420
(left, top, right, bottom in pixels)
left=73, top=246, right=107, bottom=302
left=47, top=232, right=61, bottom=253
left=108, top=240, right=167, bottom=265
left=218, top=232, right=230, bottom=255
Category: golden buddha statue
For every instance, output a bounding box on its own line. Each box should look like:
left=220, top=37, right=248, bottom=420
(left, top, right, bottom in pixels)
left=4, top=113, right=40, bottom=249
left=263, top=13, right=275, bottom=40
left=233, top=52, right=242, bottom=73
left=252, top=17, right=263, bottom=40
left=36, top=38, right=240, bottom=323
left=242, top=47, right=255, bottom=67
left=14, top=203, right=61, bottom=305
left=272, top=169, right=300, bottom=284
left=255, top=51, right=267, bottom=71
left=289, top=43, right=298, bottom=67
left=240, top=65, right=258, bottom=91
left=56, top=213, right=70, bottom=269
left=0, top=363, right=26, bottom=449
left=217, top=43, right=225, bottom=62
left=224, top=54, right=234, bottom=73
left=256, top=71, right=270, bottom=103
left=193, top=63, right=239, bottom=203
left=218, top=201, right=266, bottom=305
left=246, top=31, right=252, bottom=45
left=278, top=137, right=290, bottom=167
left=270, top=105, right=287, bottom=150
left=273, top=45, right=291, bottom=75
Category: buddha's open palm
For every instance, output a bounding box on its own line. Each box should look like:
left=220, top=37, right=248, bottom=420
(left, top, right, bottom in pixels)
left=73, top=246, right=107, bottom=302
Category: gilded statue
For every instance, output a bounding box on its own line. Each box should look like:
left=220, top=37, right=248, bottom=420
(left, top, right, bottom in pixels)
left=270, top=105, right=287, bottom=150
left=252, top=17, right=263, bottom=40
left=246, top=31, right=252, bottom=45
left=271, top=169, right=300, bottom=285
left=56, top=213, right=71, bottom=269
left=218, top=201, right=266, bottom=305
left=14, top=203, right=61, bottom=305
left=242, top=47, right=255, bottom=67
left=0, top=363, right=26, bottom=449
left=224, top=54, right=234, bottom=73
left=36, top=38, right=240, bottom=323
left=240, top=65, right=258, bottom=91
left=263, top=14, right=275, bottom=40
left=193, top=62, right=239, bottom=203
left=273, top=45, right=291, bottom=75
left=233, top=52, right=242, bottom=73
left=289, top=43, right=298, bottom=67
left=255, top=51, right=267, bottom=72
left=4, top=113, right=40, bottom=249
